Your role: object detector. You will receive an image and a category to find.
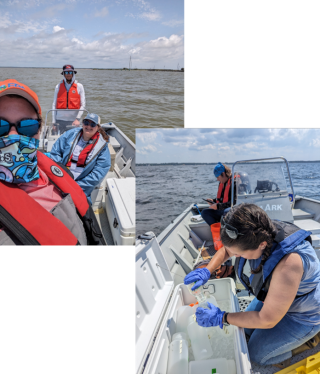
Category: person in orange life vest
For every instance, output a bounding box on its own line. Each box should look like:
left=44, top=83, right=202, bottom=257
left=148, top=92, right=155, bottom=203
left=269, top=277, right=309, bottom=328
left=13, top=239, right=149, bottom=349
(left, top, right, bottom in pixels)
left=0, top=79, right=105, bottom=245
left=201, top=162, right=236, bottom=226
left=50, top=113, right=111, bottom=205
left=52, top=64, right=85, bottom=134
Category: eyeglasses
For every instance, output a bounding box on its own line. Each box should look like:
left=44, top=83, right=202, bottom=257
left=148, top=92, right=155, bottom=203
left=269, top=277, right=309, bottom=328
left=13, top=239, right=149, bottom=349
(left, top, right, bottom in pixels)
left=83, top=119, right=97, bottom=128
left=64, top=71, right=73, bottom=75
left=220, top=216, right=244, bottom=239
left=0, top=118, right=41, bottom=137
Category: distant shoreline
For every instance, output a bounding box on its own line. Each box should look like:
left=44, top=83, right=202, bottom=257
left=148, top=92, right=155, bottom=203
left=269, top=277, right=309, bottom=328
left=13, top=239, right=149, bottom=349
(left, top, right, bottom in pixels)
left=0, top=66, right=184, bottom=72
left=137, top=161, right=320, bottom=165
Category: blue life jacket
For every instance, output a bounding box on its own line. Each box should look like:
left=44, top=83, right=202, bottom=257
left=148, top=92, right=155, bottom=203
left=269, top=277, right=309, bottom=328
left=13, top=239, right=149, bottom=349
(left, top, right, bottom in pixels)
left=234, top=220, right=312, bottom=302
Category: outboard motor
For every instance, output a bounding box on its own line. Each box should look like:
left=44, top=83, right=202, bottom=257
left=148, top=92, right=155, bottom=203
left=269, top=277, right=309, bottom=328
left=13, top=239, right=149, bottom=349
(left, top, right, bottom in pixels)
left=254, top=180, right=280, bottom=193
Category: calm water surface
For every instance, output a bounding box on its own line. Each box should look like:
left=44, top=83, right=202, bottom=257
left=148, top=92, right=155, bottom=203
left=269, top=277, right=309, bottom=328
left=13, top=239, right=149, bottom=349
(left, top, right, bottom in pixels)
left=136, top=162, right=320, bottom=236
left=0, top=68, right=184, bottom=142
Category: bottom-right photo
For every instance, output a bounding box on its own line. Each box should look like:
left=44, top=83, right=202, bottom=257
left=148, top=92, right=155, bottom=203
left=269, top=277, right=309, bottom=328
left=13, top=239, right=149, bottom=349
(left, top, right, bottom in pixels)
left=135, top=128, right=320, bottom=374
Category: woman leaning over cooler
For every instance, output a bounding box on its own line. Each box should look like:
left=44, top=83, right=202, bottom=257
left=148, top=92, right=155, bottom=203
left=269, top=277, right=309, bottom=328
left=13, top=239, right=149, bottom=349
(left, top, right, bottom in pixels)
left=184, top=203, right=320, bottom=368
left=50, top=113, right=111, bottom=204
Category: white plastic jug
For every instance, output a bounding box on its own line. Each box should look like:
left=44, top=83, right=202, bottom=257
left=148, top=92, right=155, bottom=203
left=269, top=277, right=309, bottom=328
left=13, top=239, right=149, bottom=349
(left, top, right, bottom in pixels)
left=189, top=358, right=236, bottom=374
left=187, top=315, right=213, bottom=361
left=176, top=304, right=198, bottom=335
left=167, top=339, right=188, bottom=374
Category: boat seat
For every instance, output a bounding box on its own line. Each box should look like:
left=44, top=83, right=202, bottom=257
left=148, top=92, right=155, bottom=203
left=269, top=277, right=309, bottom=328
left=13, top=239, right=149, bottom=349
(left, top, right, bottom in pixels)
left=293, top=219, right=320, bottom=235
left=292, top=208, right=315, bottom=220
left=109, top=136, right=121, bottom=150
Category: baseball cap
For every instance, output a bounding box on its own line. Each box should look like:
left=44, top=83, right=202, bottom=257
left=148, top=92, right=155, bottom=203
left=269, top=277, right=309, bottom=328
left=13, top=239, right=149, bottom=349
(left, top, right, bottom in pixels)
left=84, top=113, right=100, bottom=125
left=214, top=162, right=225, bottom=177
left=61, top=64, right=77, bottom=74
left=0, top=79, right=41, bottom=115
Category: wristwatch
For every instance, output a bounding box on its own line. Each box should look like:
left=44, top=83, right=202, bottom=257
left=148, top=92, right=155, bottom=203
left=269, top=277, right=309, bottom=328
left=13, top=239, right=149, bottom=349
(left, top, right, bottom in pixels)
left=223, top=312, right=230, bottom=326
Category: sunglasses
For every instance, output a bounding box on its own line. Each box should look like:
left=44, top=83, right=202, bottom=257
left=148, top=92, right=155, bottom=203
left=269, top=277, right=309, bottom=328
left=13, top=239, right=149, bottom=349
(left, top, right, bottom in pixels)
left=83, top=119, right=97, bottom=128
left=0, top=118, right=41, bottom=137
left=221, top=215, right=244, bottom=239
left=64, top=71, right=73, bottom=75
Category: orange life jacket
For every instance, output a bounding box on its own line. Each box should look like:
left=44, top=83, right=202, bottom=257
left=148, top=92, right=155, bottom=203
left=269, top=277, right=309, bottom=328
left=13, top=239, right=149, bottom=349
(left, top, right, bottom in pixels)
left=216, top=178, right=231, bottom=203
left=56, top=81, right=81, bottom=109
left=0, top=153, right=104, bottom=245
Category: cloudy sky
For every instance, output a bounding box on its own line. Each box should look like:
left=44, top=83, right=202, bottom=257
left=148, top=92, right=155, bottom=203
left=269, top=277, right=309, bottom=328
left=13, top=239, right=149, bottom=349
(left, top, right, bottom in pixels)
left=136, top=128, right=320, bottom=163
left=0, top=0, right=183, bottom=69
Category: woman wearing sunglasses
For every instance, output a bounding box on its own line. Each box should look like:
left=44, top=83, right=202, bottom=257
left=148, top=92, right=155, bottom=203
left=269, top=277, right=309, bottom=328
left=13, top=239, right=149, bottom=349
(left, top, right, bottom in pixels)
left=50, top=113, right=111, bottom=205
left=0, top=79, right=105, bottom=245
left=184, top=203, right=320, bottom=368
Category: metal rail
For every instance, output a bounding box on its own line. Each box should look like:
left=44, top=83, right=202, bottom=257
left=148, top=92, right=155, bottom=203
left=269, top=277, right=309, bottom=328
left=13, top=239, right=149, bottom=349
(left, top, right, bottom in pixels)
left=231, top=156, right=295, bottom=208
left=43, top=108, right=89, bottom=139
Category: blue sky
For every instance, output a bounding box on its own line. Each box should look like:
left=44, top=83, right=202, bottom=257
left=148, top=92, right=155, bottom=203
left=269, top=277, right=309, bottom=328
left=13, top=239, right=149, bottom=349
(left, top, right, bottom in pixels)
left=0, top=0, right=184, bottom=68
left=136, top=128, right=320, bottom=163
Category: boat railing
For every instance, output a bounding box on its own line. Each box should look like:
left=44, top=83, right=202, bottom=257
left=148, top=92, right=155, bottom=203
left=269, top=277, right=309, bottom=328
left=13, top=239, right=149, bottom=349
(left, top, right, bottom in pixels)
left=42, top=108, right=89, bottom=139
left=231, top=156, right=295, bottom=208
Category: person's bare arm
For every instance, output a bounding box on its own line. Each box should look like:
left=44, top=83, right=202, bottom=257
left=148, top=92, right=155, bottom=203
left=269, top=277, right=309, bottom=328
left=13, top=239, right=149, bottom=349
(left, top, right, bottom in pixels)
left=226, top=252, right=303, bottom=329
left=206, top=247, right=231, bottom=274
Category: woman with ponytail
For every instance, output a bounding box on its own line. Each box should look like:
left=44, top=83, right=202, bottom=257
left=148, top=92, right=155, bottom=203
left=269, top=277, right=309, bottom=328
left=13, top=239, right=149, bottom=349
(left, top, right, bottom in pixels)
left=50, top=113, right=111, bottom=205
left=184, top=203, right=320, bottom=367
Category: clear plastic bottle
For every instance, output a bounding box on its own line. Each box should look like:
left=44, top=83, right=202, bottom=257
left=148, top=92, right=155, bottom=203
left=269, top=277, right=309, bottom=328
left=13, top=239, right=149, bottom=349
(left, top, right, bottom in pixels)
left=187, top=314, right=213, bottom=361
left=167, top=338, right=188, bottom=374
left=198, top=295, right=219, bottom=309
left=187, top=283, right=207, bottom=304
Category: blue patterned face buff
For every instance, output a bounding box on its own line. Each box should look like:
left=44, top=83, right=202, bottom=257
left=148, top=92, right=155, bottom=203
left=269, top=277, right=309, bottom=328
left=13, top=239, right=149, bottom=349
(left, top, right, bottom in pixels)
left=0, top=135, right=40, bottom=183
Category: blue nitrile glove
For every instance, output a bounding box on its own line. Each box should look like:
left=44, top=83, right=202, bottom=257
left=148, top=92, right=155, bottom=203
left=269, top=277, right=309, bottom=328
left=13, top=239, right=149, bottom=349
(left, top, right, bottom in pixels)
left=195, top=302, right=225, bottom=329
left=184, top=268, right=211, bottom=290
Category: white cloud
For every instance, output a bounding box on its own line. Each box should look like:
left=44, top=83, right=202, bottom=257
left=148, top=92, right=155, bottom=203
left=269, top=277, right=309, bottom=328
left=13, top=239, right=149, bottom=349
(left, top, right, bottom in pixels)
left=136, top=131, right=157, bottom=143
left=53, top=25, right=64, bottom=33
left=72, top=37, right=83, bottom=45
left=137, top=144, right=157, bottom=154
left=94, top=6, right=108, bottom=17
left=140, top=11, right=161, bottom=21
left=311, top=138, right=320, bottom=148
left=162, top=19, right=184, bottom=27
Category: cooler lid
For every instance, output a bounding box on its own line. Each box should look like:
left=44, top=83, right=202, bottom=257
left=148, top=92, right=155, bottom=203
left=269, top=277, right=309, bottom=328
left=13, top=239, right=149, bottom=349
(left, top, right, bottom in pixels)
left=107, top=178, right=135, bottom=234
left=136, top=234, right=174, bottom=374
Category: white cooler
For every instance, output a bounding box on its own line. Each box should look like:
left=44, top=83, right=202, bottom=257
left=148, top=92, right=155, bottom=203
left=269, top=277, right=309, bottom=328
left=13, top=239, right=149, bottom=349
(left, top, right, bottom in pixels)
left=105, top=178, right=135, bottom=245
left=136, top=236, right=252, bottom=374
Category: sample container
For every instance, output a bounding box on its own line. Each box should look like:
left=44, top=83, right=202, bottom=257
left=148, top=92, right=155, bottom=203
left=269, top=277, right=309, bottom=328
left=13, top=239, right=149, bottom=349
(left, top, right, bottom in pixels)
left=167, top=339, right=188, bottom=374
left=187, top=314, right=213, bottom=361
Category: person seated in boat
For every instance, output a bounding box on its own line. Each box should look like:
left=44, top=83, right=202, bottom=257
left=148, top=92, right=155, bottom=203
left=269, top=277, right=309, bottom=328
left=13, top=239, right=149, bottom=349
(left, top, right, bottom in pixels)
left=185, top=203, right=320, bottom=368
left=201, top=162, right=236, bottom=225
left=0, top=79, right=105, bottom=245
left=50, top=113, right=111, bottom=205
left=52, top=65, right=86, bottom=134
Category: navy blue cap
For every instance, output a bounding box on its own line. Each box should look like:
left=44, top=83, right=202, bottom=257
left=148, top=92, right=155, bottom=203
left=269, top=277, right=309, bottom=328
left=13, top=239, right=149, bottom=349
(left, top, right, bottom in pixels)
left=214, top=162, right=225, bottom=177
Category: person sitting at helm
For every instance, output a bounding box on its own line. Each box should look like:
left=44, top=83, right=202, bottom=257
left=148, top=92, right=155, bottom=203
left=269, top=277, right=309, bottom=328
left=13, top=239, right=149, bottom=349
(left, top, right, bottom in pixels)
left=185, top=203, right=320, bottom=368
left=201, top=162, right=236, bottom=226
left=0, top=79, right=105, bottom=245
left=50, top=113, right=111, bottom=205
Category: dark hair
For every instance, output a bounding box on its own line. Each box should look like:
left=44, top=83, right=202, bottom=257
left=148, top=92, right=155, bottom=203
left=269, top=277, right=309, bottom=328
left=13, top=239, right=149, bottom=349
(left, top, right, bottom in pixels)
left=97, top=125, right=109, bottom=142
left=220, top=203, right=277, bottom=273
left=0, top=94, right=43, bottom=131
left=223, top=163, right=232, bottom=178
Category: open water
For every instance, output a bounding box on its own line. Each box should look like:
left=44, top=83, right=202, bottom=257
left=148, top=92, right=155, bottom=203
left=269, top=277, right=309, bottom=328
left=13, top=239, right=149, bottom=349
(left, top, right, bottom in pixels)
left=0, top=68, right=184, bottom=142
left=136, top=162, right=320, bottom=237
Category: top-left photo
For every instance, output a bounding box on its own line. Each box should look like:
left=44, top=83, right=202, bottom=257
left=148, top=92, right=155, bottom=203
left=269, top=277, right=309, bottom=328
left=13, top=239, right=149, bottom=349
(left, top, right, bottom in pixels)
left=0, top=0, right=184, bottom=246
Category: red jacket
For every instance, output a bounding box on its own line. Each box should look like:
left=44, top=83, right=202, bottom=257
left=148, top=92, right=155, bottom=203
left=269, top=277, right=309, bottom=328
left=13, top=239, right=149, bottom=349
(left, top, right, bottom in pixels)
left=0, top=152, right=105, bottom=245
